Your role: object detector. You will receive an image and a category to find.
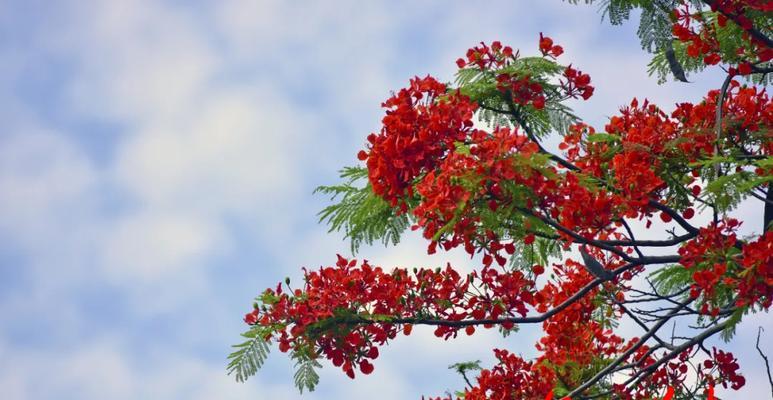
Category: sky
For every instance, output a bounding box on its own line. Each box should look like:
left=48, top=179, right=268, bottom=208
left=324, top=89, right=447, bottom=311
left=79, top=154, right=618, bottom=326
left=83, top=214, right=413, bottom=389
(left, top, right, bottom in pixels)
left=0, top=0, right=770, bottom=399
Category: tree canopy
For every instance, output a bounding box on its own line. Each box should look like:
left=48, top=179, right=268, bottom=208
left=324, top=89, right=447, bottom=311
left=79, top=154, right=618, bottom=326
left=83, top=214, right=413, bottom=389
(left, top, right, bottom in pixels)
left=229, top=1, right=772, bottom=398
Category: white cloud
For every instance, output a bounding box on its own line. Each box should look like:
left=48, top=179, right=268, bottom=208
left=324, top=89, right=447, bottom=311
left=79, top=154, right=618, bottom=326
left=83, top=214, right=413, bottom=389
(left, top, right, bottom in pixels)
left=0, top=131, right=97, bottom=247
left=112, top=88, right=307, bottom=216
left=102, top=211, right=224, bottom=282
left=63, top=0, right=218, bottom=121
left=0, top=337, right=301, bottom=400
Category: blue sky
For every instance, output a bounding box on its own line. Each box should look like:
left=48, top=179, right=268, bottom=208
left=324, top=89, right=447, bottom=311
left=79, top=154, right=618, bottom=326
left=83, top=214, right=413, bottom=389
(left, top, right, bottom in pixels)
left=0, top=1, right=770, bottom=398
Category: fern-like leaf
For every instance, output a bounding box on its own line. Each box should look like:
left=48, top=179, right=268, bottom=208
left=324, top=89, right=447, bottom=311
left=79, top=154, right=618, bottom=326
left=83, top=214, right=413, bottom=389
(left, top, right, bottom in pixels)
left=315, top=166, right=410, bottom=253
left=227, top=326, right=272, bottom=383
left=649, top=264, right=692, bottom=297
left=292, top=351, right=322, bottom=393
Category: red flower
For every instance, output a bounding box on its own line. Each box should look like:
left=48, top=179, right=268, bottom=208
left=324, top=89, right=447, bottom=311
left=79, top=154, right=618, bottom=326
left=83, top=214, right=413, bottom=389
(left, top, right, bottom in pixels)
left=243, top=310, right=258, bottom=325
left=538, top=33, right=564, bottom=58
left=539, top=33, right=553, bottom=55
left=683, top=208, right=695, bottom=219
left=359, top=360, right=375, bottom=375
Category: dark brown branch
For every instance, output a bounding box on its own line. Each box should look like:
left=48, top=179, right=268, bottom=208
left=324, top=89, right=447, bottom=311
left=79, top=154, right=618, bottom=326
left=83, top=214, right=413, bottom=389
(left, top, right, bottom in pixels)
left=612, top=344, right=664, bottom=374
left=750, top=65, right=773, bottom=75
left=522, top=224, right=695, bottom=248
left=749, top=190, right=773, bottom=205
left=517, top=207, right=633, bottom=261
left=584, top=319, right=730, bottom=400
left=600, top=233, right=696, bottom=247
left=622, top=320, right=730, bottom=389
left=766, top=183, right=773, bottom=232
left=615, top=300, right=676, bottom=351
left=620, top=219, right=644, bottom=258
left=756, top=327, right=773, bottom=399
left=701, top=0, right=773, bottom=49
left=566, top=298, right=694, bottom=398
left=647, top=201, right=699, bottom=235
left=348, top=261, right=652, bottom=329
left=498, top=98, right=579, bottom=172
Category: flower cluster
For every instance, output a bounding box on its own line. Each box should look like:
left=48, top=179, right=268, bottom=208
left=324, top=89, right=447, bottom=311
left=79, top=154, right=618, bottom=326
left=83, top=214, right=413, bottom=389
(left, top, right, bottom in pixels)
left=736, top=231, right=773, bottom=308
left=678, top=220, right=740, bottom=309
left=539, top=32, right=564, bottom=58
left=671, top=1, right=772, bottom=68
left=456, top=40, right=514, bottom=70
left=562, top=65, right=594, bottom=100
left=411, top=126, right=544, bottom=260
left=496, top=73, right=547, bottom=109
left=360, top=76, right=478, bottom=207
left=677, top=219, right=772, bottom=313
left=463, top=349, right=556, bottom=400
left=245, top=256, right=541, bottom=378
left=705, top=348, right=746, bottom=390
left=556, top=84, right=770, bottom=232
left=445, top=259, right=634, bottom=399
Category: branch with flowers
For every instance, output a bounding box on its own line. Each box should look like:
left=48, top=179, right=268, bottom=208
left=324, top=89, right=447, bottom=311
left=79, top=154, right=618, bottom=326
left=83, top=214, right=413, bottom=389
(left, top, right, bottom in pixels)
left=229, top=1, right=771, bottom=398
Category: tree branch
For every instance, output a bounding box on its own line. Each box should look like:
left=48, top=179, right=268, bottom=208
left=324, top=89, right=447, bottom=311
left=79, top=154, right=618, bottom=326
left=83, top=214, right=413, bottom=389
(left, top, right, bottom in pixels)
left=567, top=297, right=695, bottom=398
left=347, top=261, right=652, bottom=329
left=647, top=201, right=699, bottom=235
left=621, top=320, right=730, bottom=390
left=756, top=326, right=773, bottom=399
left=701, top=0, right=773, bottom=49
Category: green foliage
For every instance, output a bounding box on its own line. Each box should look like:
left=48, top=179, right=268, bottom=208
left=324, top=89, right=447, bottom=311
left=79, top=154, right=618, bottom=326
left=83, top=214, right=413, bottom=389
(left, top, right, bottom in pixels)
left=291, top=348, right=322, bottom=394
left=653, top=257, right=750, bottom=342
left=448, top=360, right=482, bottom=396
left=720, top=307, right=745, bottom=342
left=567, top=0, right=772, bottom=84
left=648, top=38, right=708, bottom=83
left=585, top=133, right=620, bottom=143
left=228, top=324, right=322, bottom=393
left=636, top=1, right=672, bottom=52
left=315, top=166, right=411, bottom=253
left=541, top=356, right=615, bottom=398
left=649, top=264, right=692, bottom=297
left=227, top=325, right=272, bottom=383
left=507, top=235, right=562, bottom=271
left=455, top=58, right=579, bottom=138
left=703, top=172, right=773, bottom=213
left=547, top=103, right=581, bottom=136
left=599, top=0, right=640, bottom=25
left=449, top=360, right=482, bottom=376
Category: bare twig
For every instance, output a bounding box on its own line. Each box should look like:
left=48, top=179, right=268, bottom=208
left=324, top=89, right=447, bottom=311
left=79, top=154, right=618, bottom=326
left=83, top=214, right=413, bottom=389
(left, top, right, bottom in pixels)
left=756, top=327, right=773, bottom=399
left=566, top=298, right=694, bottom=398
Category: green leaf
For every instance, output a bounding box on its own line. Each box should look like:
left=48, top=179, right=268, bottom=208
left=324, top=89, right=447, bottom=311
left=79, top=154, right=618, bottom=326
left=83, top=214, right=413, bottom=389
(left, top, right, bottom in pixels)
left=227, top=326, right=272, bottom=383
left=292, top=350, right=322, bottom=394
left=703, top=172, right=766, bottom=212
left=586, top=133, right=620, bottom=143
left=454, top=141, right=471, bottom=155
left=649, top=264, right=692, bottom=297
left=315, top=166, right=411, bottom=253
left=449, top=360, right=482, bottom=375
left=720, top=308, right=746, bottom=342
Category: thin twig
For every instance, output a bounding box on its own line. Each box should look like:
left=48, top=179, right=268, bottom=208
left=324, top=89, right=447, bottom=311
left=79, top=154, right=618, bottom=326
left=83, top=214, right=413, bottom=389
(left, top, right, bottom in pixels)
left=756, top=326, right=773, bottom=399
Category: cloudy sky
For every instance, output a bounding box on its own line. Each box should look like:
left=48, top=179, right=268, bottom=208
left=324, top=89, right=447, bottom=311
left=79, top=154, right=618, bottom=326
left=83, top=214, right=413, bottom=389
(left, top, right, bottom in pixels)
left=0, top=1, right=770, bottom=399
